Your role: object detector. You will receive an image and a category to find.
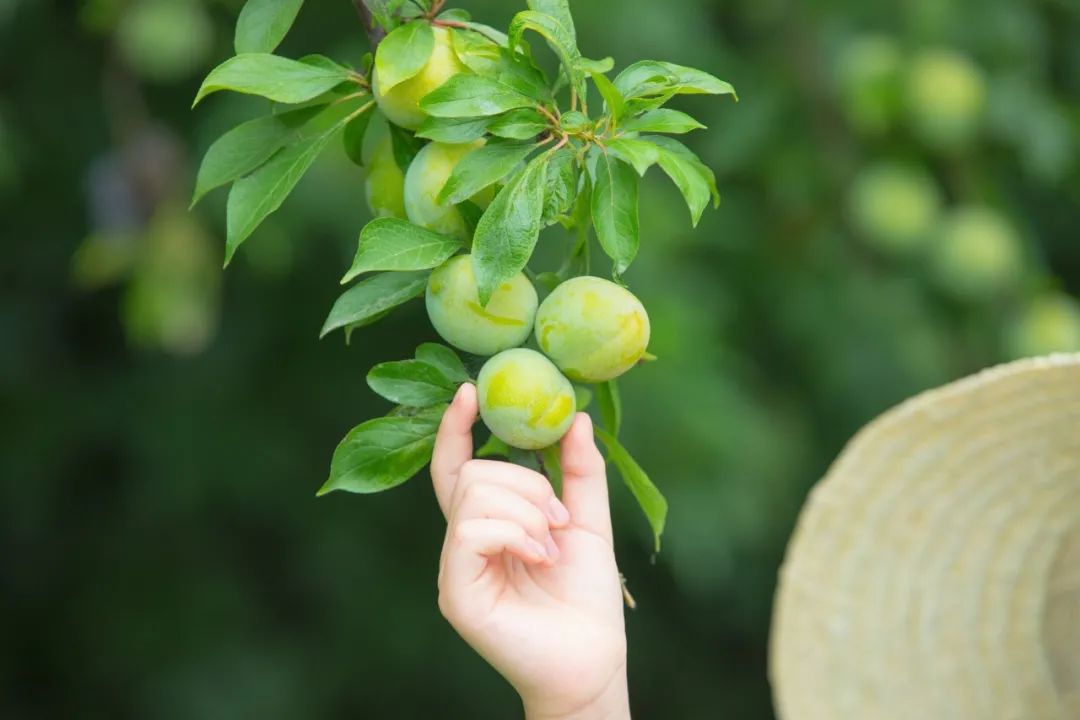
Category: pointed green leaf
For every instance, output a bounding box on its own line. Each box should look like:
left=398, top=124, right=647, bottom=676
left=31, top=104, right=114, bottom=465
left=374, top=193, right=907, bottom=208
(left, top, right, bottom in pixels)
left=362, top=0, right=407, bottom=31
left=621, top=108, right=705, bottom=134
left=472, top=155, right=547, bottom=305
left=419, top=75, right=536, bottom=117
left=388, top=123, right=423, bottom=172
left=476, top=434, right=511, bottom=458
left=319, top=406, right=445, bottom=495
left=573, top=385, right=593, bottom=411
left=541, top=146, right=576, bottom=226
left=343, top=109, right=374, bottom=166
left=594, top=427, right=667, bottom=552
left=415, top=343, right=469, bottom=384
left=591, top=153, right=639, bottom=275
left=614, top=60, right=736, bottom=101
left=605, top=137, right=659, bottom=176
left=320, top=271, right=429, bottom=338
left=368, top=360, right=457, bottom=406
left=415, top=116, right=491, bottom=143
left=596, top=380, right=622, bottom=436
left=559, top=110, right=590, bottom=132
left=194, top=54, right=350, bottom=106
left=646, top=135, right=717, bottom=226
left=235, top=0, right=305, bottom=54
left=488, top=108, right=549, bottom=139
left=343, top=218, right=462, bottom=283
left=438, top=140, right=537, bottom=205
left=578, top=56, right=614, bottom=75
left=375, top=21, right=435, bottom=93
left=509, top=9, right=583, bottom=100
left=191, top=105, right=322, bottom=206
left=591, top=72, right=626, bottom=121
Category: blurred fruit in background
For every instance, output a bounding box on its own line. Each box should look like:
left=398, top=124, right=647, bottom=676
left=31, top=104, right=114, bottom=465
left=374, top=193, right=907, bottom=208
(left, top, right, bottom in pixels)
left=834, top=35, right=903, bottom=137
left=1005, top=292, right=1080, bottom=359
left=905, top=48, right=986, bottom=150
left=116, top=0, right=214, bottom=83
left=848, top=162, right=941, bottom=256
left=930, top=206, right=1024, bottom=302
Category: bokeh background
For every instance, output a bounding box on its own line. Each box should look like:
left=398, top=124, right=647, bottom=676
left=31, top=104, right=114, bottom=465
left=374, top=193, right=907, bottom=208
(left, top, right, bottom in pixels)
left=3, top=0, right=1079, bottom=717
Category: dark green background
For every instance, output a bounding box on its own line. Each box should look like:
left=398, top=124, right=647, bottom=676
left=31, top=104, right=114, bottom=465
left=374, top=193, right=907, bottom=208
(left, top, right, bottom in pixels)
left=3, top=0, right=1078, bottom=717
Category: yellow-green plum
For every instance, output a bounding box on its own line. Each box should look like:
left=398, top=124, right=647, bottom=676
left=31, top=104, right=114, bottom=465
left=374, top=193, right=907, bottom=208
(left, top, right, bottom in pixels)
left=1005, top=293, right=1080, bottom=359
left=404, top=140, right=494, bottom=242
left=362, top=118, right=406, bottom=219
left=905, top=49, right=986, bottom=149
left=477, top=348, right=576, bottom=450
left=426, top=255, right=538, bottom=356
left=372, top=26, right=467, bottom=130
left=535, top=276, right=651, bottom=383
left=849, top=162, right=942, bottom=255
left=932, top=206, right=1024, bottom=301
left=836, top=35, right=903, bottom=136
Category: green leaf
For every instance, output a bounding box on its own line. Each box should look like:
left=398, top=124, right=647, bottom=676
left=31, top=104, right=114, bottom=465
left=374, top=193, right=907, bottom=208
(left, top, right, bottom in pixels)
left=415, top=116, right=491, bottom=143
left=193, top=54, right=350, bottom=106
left=320, top=271, right=429, bottom=338
left=591, top=153, right=639, bottom=275
left=415, top=343, right=469, bottom=384
left=438, top=8, right=471, bottom=22
left=605, top=137, right=659, bottom=176
left=362, top=0, right=407, bottom=31
left=438, top=140, right=537, bottom=205
left=541, top=444, right=563, bottom=489
left=578, top=56, right=615, bottom=75
left=591, top=72, right=626, bottom=121
left=342, top=109, right=374, bottom=166
left=374, top=21, right=435, bottom=93
left=234, top=0, right=305, bottom=54
left=191, top=105, right=322, bottom=207
left=621, top=108, right=705, bottom=134
left=389, top=123, right=423, bottom=171
left=509, top=9, right=583, bottom=101
left=573, top=385, right=593, bottom=411
left=646, top=135, right=717, bottom=226
left=488, top=108, right=549, bottom=139
left=472, top=155, right=547, bottom=305
left=343, top=218, right=462, bottom=283
left=541, top=146, right=576, bottom=226
left=420, top=75, right=536, bottom=117
left=596, top=380, right=621, bottom=435
left=559, top=110, right=589, bottom=132
left=344, top=309, right=392, bottom=345
left=594, top=427, right=667, bottom=552
left=319, top=406, right=445, bottom=495
left=476, top=434, right=510, bottom=458
left=614, top=60, right=736, bottom=101
left=457, top=21, right=510, bottom=47
left=368, top=360, right=457, bottom=406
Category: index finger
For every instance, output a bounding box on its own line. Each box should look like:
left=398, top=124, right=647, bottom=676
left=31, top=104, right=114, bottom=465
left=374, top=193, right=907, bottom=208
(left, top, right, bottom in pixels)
left=431, top=383, right=478, bottom=518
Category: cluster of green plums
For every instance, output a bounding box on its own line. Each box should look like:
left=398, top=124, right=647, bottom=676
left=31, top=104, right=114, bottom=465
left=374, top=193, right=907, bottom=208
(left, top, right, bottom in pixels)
left=362, top=27, right=651, bottom=450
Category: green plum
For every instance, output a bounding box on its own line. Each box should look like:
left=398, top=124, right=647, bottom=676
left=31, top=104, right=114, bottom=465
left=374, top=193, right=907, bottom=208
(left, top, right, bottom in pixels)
left=477, top=348, right=576, bottom=450
left=1005, top=293, right=1080, bottom=359
left=906, top=49, right=986, bottom=149
left=836, top=35, right=903, bottom=136
left=535, top=276, right=651, bottom=383
left=404, top=140, right=494, bottom=242
left=362, top=117, right=406, bottom=219
left=117, top=0, right=213, bottom=83
left=849, top=162, right=942, bottom=255
left=372, top=26, right=467, bottom=131
left=426, top=255, right=538, bottom=356
left=932, top=206, right=1024, bottom=301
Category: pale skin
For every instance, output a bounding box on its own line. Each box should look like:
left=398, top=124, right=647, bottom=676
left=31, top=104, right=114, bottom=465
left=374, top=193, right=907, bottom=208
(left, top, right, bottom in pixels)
left=432, top=383, right=632, bottom=719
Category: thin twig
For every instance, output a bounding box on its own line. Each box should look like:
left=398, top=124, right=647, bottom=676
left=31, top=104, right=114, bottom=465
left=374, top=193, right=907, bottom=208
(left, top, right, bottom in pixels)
left=351, top=0, right=386, bottom=50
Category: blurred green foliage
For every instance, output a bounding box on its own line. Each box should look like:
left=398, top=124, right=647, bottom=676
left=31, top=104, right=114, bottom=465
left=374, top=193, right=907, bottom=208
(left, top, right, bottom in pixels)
left=2, top=0, right=1079, bottom=717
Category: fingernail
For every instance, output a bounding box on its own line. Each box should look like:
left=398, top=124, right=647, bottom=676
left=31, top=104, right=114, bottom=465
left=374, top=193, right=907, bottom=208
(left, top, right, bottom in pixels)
left=526, top=537, right=547, bottom=560
left=544, top=535, right=560, bottom=562
left=547, top=497, right=570, bottom=525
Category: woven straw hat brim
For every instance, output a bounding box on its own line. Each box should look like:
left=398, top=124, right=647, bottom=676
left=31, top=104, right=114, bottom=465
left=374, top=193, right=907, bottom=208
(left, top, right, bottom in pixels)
left=770, top=354, right=1080, bottom=720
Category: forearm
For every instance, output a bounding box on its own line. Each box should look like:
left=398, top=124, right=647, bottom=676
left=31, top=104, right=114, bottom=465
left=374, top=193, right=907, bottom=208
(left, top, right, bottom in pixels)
left=523, top=663, right=631, bottom=720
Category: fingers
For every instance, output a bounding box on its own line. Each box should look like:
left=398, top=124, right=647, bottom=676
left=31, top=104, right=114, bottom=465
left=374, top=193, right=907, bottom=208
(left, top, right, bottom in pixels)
left=452, top=483, right=561, bottom=561
left=451, top=459, right=570, bottom=529
left=431, top=383, right=478, bottom=517
left=560, top=413, right=613, bottom=544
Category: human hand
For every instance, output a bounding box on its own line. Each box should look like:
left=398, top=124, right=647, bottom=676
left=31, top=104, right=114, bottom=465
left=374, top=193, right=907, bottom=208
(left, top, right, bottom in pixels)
left=432, top=383, right=630, bottom=719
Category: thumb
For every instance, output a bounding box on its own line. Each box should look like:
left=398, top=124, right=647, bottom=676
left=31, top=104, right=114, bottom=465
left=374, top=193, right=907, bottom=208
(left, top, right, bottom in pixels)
left=559, top=413, right=613, bottom=544
left=431, top=383, right=478, bottom=518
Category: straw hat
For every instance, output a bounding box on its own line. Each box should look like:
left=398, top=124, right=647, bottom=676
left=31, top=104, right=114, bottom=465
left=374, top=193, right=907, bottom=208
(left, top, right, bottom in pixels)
left=770, top=354, right=1080, bottom=720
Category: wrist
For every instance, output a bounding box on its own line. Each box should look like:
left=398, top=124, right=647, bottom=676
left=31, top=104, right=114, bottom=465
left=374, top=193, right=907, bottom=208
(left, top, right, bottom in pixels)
left=522, top=663, right=630, bottom=720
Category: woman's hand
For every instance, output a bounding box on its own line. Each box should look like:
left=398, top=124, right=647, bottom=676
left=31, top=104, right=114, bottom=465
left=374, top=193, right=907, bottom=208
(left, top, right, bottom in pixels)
left=432, top=383, right=630, bottom=720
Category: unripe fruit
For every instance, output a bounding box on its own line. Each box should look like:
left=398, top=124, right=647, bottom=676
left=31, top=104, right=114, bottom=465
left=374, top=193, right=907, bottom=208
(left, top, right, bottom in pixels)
left=906, top=49, right=986, bottom=149
left=404, top=140, right=494, bottom=242
left=362, top=120, right=406, bottom=219
left=426, top=255, right=538, bottom=356
left=849, top=162, right=942, bottom=255
left=932, top=207, right=1024, bottom=301
left=477, top=348, right=576, bottom=450
left=372, top=26, right=467, bottom=131
left=1005, top=293, right=1080, bottom=359
left=535, top=276, right=651, bottom=383
left=835, top=35, right=902, bottom=136
left=117, top=0, right=213, bottom=83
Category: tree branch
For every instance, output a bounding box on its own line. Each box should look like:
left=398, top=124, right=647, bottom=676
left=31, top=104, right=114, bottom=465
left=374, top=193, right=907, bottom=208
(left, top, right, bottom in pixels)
left=352, top=0, right=387, bottom=51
